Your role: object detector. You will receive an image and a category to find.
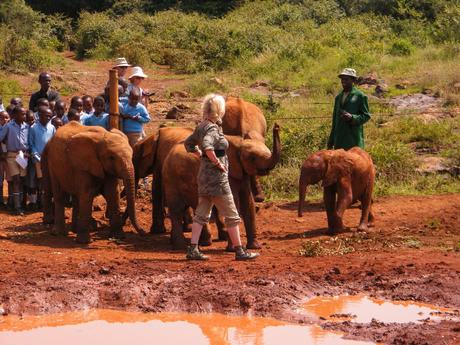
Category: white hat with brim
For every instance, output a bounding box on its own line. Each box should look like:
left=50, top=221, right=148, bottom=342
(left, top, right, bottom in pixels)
left=338, top=68, right=358, bottom=79
left=114, top=57, right=131, bottom=68
left=128, top=66, right=148, bottom=79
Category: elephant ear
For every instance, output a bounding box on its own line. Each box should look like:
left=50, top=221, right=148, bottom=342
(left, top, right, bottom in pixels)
left=226, top=135, right=244, bottom=180
left=244, top=130, right=264, bottom=142
left=322, top=151, right=354, bottom=187
left=140, top=134, right=157, bottom=159
left=132, top=134, right=157, bottom=178
left=68, top=132, right=105, bottom=179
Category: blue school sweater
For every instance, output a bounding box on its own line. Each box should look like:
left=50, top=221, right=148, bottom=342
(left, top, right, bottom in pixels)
left=121, top=103, right=150, bottom=134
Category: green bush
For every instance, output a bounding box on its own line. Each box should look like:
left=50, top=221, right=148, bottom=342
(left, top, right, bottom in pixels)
left=75, top=12, right=118, bottom=59
left=0, top=0, right=57, bottom=71
left=0, top=76, right=21, bottom=97
left=0, top=27, right=52, bottom=71
left=434, top=4, right=460, bottom=43
left=389, top=39, right=414, bottom=56
left=368, top=141, right=416, bottom=181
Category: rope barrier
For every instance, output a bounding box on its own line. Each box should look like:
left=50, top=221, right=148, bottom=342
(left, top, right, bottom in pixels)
left=267, top=111, right=459, bottom=121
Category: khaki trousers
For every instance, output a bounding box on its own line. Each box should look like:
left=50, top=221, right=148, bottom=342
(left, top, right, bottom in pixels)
left=194, top=193, right=241, bottom=228
left=6, top=152, right=26, bottom=177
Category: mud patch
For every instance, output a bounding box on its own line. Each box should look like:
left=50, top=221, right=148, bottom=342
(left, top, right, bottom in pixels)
left=0, top=309, right=373, bottom=345
left=302, top=295, right=458, bottom=323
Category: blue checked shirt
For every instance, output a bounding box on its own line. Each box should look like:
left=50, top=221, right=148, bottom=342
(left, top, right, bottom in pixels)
left=0, top=120, right=29, bottom=152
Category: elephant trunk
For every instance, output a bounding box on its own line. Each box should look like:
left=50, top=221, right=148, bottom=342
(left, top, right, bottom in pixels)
left=298, top=168, right=308, bottom=217
left=124, top=165, right=145, bottom=235
left=262, top=123, right=281, bottom=171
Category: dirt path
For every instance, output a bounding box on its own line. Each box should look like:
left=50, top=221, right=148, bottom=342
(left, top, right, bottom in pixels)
left=0, top=194, right=459, bottom=344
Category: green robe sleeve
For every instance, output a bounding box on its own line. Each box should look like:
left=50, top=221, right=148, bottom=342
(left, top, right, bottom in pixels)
left=351, top=94, right=371, bottom=126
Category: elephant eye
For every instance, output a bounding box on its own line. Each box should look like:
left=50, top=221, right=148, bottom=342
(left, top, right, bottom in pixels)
left=109, top=156, right=116, bottom=161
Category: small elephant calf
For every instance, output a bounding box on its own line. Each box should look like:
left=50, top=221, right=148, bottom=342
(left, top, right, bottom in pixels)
left=298, top=147, right=375, bottom=234
left=322, top=147, right=375, bottom=234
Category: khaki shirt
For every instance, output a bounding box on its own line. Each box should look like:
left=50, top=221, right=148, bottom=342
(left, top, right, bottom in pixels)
left=184, top=121, right=231, bottom=196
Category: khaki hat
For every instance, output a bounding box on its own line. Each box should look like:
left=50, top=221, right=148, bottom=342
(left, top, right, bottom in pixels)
left=338, top=68, right=358, bottom=79
left=113, top=57, right=131, bottom=68
left=128, top=66, right=148, bottom=79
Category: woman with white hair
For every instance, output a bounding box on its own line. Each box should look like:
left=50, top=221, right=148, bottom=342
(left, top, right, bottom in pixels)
left=184, top=93, right=259, bottom=261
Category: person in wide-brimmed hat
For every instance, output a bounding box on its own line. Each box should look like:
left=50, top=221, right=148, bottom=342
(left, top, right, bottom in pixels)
left=127, top=66, right=150, bottom=106
left=106, top=57, right=131, bottom=97
left=113, top=57, right=131, bottom=78
left=327, top=67, right=371, bottom=150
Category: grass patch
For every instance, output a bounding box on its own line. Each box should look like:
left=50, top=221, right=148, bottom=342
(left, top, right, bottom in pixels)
left=299, top=233, right=397, bottom=258
left=299, top=241, right=324, bottom=257
left=402, top=237, right=423, bottom=249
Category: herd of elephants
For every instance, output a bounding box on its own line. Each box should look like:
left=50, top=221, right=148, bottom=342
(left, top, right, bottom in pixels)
left=40, top=96, right=375, bottom=250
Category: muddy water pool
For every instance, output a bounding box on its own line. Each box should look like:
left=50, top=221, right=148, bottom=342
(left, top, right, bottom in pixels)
left=0, top=309, right=373, bottom=345
left=303, top=295, right=456, bottom=323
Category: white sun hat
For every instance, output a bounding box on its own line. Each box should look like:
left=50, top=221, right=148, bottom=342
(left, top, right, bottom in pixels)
left=338, top=68, right=358, bottom=79
left=128, top=66, right=148, bottom=79
left=113, top=57, right=131, bottom=67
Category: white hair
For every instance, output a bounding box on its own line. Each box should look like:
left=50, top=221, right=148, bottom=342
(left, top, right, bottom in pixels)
left=202, top=93, right=225, bottom=122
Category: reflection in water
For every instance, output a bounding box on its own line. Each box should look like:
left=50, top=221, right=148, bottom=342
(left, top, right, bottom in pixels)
left=0, top=309, right=374, bottom=345
left=303, top=295, right=452, bottom=323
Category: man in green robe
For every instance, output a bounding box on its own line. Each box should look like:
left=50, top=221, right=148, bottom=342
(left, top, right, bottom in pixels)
left=327, top=68, right=371, bottom=150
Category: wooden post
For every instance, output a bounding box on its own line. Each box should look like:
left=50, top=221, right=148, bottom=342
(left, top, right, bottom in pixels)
left=109, top=69, right=119, bottom=130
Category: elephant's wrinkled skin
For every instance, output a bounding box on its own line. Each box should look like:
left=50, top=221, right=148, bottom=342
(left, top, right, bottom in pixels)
left=298, top=148, right=375, bottom=234
left=162, top=124, right=281, bottom=249
left=42, top=122, right=144, bottom=243
left=297, top=150, right=335, bottom=217
left=222, top=97, right=267, bottom=201
left=322, top=147, right=375, bottom=234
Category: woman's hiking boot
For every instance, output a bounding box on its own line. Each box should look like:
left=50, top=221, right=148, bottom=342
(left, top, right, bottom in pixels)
left=235, top=246, right=259, bottom=261
left=186, top=245, right=209, bottom=261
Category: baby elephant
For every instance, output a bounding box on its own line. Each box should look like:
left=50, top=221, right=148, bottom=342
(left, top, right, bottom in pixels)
left=322, top=147, right=375, bottom=234
left=298, top=147, right=375, bottom=234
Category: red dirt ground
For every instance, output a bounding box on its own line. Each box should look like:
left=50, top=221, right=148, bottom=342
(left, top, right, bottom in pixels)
left=0, top=193, right=459, bottom=344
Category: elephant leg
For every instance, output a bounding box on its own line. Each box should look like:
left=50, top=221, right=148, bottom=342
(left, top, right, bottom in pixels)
left=169, top=203, right=188, bottom=250
left=239, top=176, right=261, bottom=249
left=104, top=178, right=124, bottom=239
left=182, top=207, right=193, bottom=232
left=368, top=200, right=375, bottom=227
left=214, top=206, right=228, bottom=241
left=323, top=185, right=338, bottom=234
left=199, top=223, right=212, bottom=247
left=226, top=177, right=240, bottom=250
left=50, top=182, right=67, bottom=236
left=358, top=193, right=371, bottom=232
left=76, top=192, right=94, bottom=244
left=250, top=175, right=265, bottom=203
left=71, top=195, right=79, bottom=233
left=151, top=172, right=166, bottom=234
left=333, top=183, right=353, bottom=234
left=41, top=170, right=54, bottom=224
